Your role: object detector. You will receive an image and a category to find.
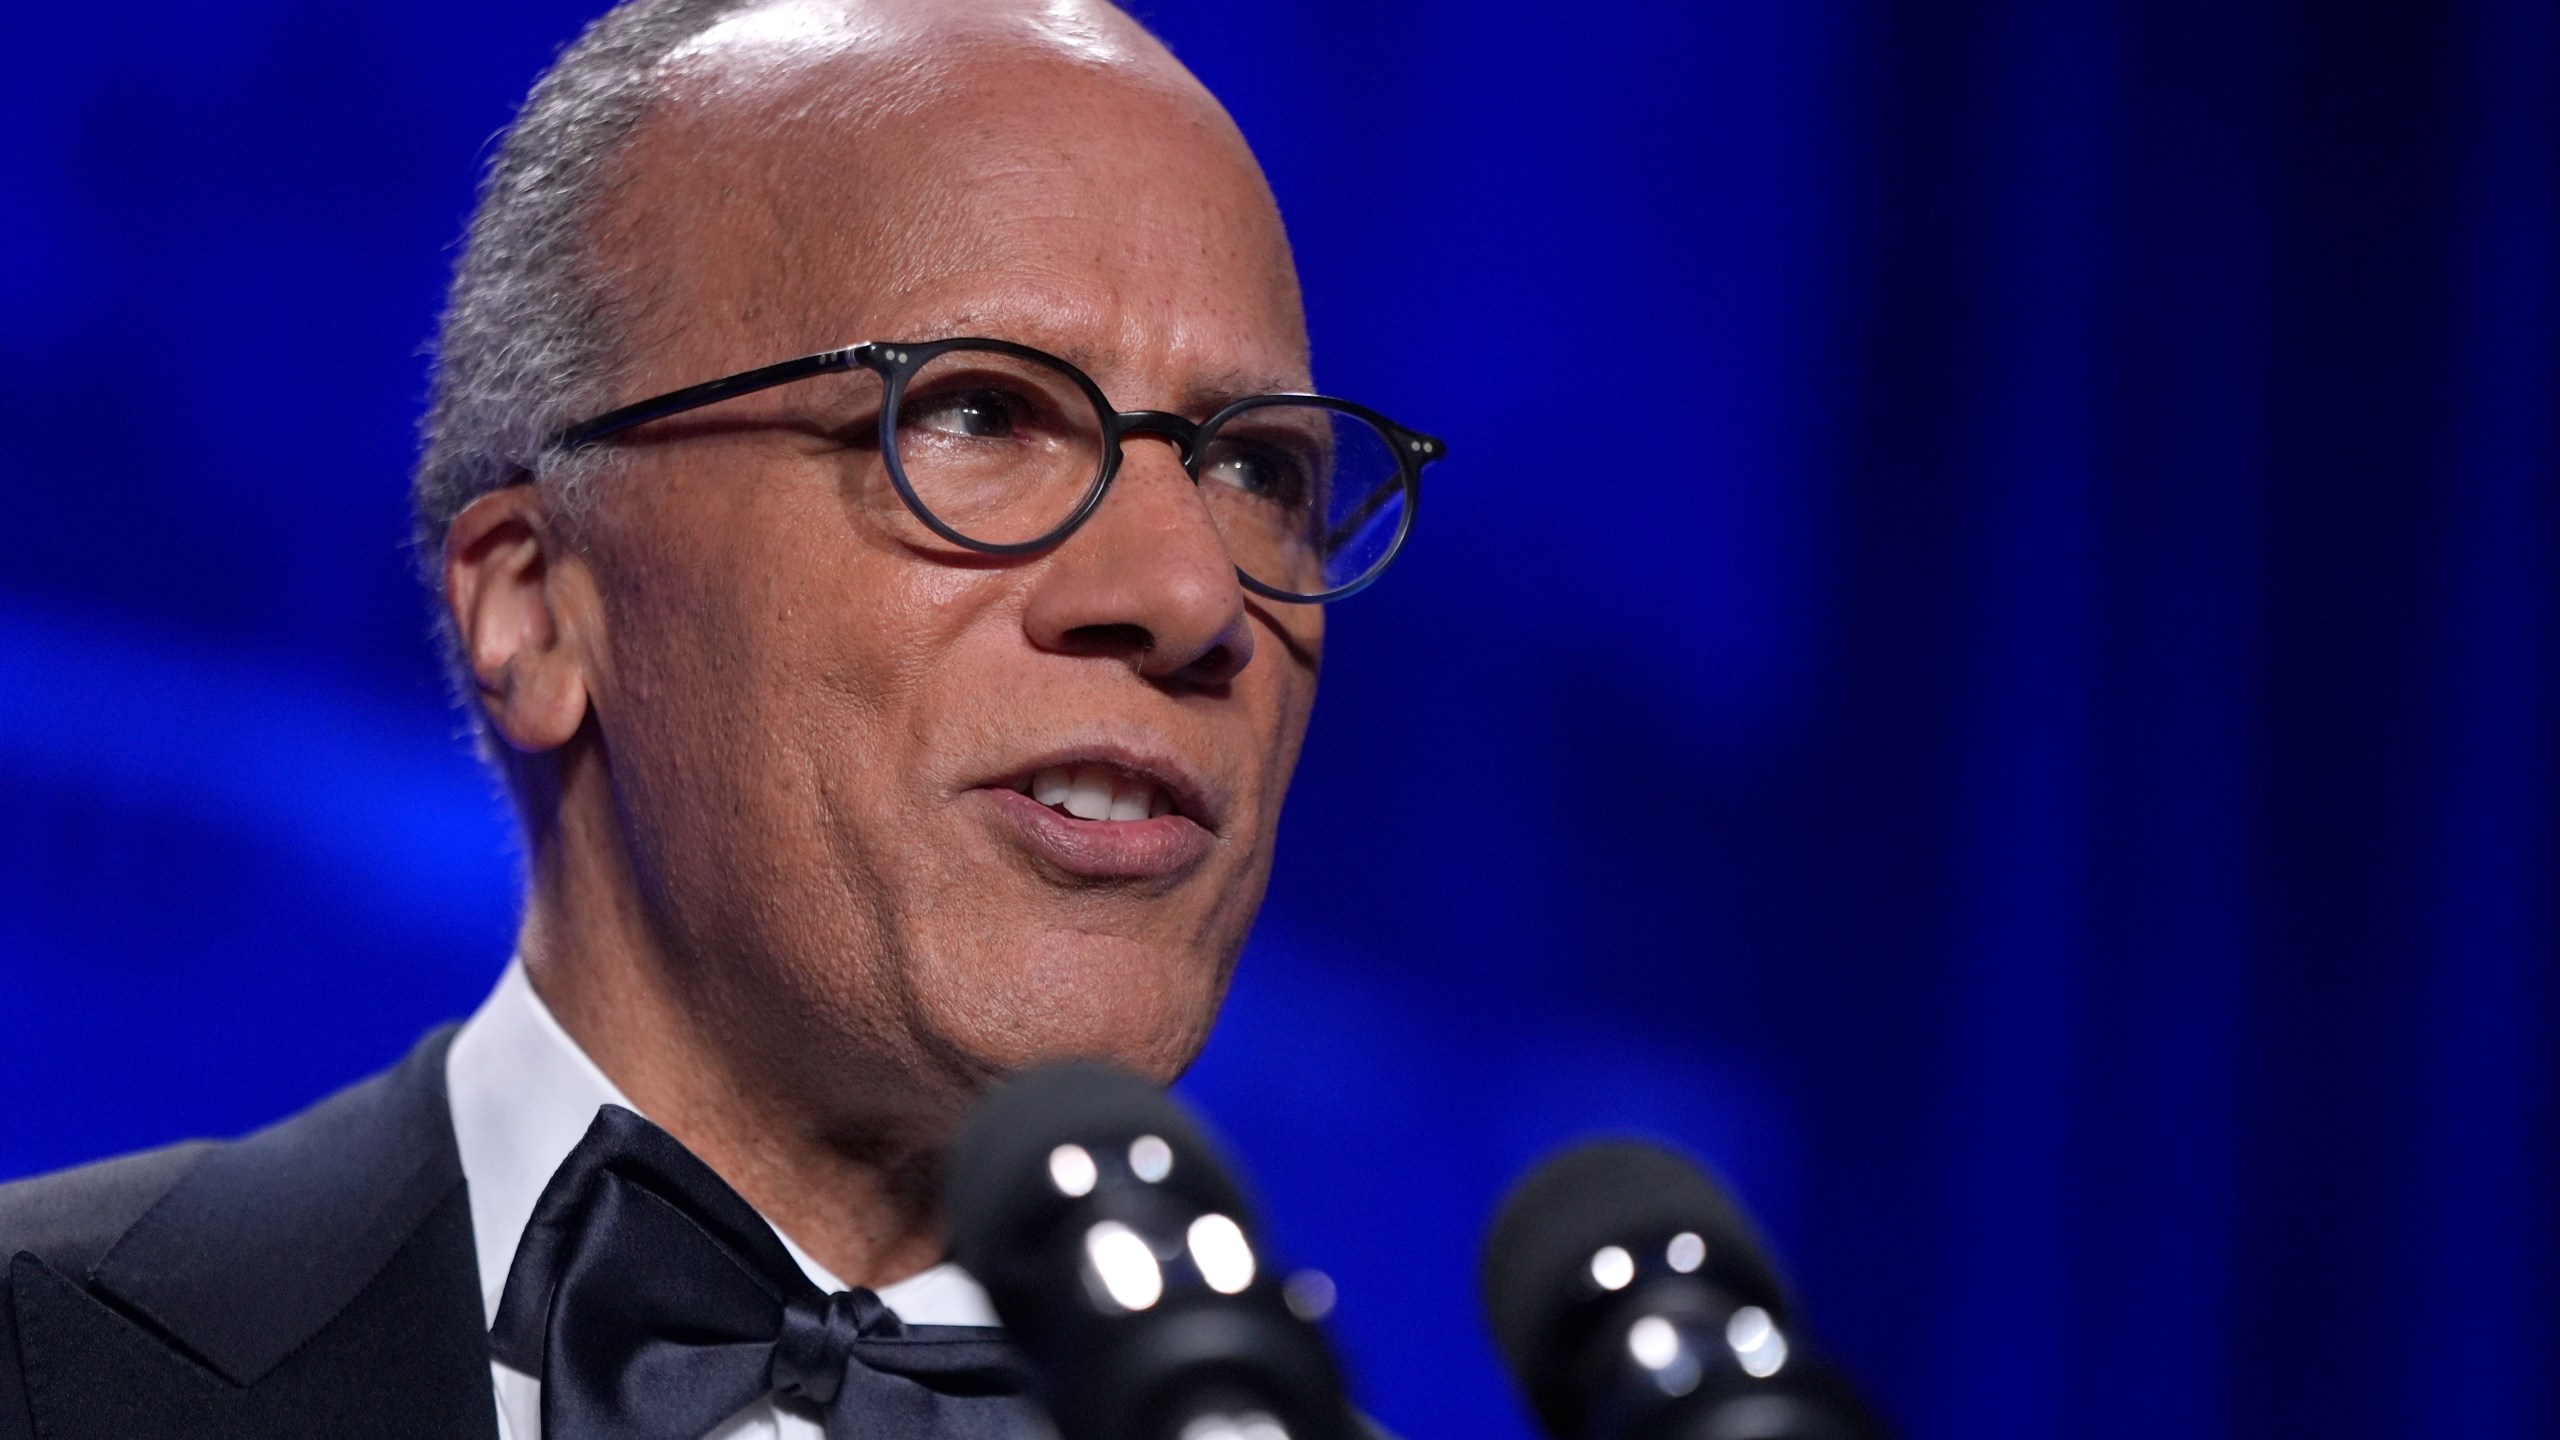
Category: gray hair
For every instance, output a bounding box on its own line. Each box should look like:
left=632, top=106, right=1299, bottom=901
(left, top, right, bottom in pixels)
left=409, top=0, right=755, bottom=687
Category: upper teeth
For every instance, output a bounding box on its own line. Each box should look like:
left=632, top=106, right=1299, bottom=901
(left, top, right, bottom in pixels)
left=1028, top=764, right=1175, bottom=822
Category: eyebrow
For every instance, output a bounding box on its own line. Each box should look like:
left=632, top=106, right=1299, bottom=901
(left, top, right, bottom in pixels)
left=1173, top=367, right=1313, bottom=413
left=884, top=312, right=1308, bottom=414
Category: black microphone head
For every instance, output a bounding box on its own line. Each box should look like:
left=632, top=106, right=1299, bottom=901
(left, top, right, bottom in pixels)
left=1482, top=1138, right=1791, bottom=1387
left=943, top=1060, right=1349, bottom=1440
left=1481, top=1139, right=1881, bottom=1440
left=946, top=1059, right=1248, bottom=1281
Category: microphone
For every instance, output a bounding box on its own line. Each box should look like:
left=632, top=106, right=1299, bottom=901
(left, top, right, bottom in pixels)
left=945, top=1061, right=1356, bottom=1440
left=1480, top=1140, right=1884, bottom=1440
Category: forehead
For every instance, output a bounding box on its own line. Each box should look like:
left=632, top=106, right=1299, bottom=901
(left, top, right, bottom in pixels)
left=595, top=24, right=1310, bottom=398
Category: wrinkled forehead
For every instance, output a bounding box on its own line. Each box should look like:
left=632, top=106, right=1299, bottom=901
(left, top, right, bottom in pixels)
left=590, top=0, right=1309, bottom=397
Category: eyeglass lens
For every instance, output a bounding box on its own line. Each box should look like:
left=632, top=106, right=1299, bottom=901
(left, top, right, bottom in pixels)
left=890, top=346, right=1409, bottom=599
left=891, top=349, right=1103, bottom=547
left=1194, top=400, right=1407, bottom=598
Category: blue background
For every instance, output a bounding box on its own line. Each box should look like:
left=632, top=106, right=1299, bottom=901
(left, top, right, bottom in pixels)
left=3, top=2, right=2553, bottom=1438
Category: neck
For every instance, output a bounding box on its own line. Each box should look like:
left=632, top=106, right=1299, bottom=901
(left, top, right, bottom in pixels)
left=511, top=748, right=950, bottom=1290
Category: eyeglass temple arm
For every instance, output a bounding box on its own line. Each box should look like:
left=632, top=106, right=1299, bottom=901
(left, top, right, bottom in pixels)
left=548, top=348, right=866, bottom=452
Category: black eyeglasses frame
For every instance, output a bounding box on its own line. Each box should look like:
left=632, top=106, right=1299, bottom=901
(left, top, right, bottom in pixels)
left=547, top=335, right=1446, bottom=604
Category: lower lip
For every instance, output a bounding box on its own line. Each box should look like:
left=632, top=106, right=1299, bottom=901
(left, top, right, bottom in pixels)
left=977, top=788, right=1215, bottom=880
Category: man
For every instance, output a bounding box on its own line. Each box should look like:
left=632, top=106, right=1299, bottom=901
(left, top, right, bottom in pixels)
left=0, top=0, right=1438, bottom=1435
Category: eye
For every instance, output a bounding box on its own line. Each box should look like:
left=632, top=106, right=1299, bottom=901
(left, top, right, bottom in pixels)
left=903, top=386, right=1023, bottom=440
left=1202, top=436, right=1319, bottom=510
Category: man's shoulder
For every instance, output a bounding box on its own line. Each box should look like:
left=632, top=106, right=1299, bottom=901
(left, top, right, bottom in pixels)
left=0, top=1028, right=496, bottom=1440
left=1, top=1025, right=466, bottom=1283
left=0, top=1139, right=217, bottom=1278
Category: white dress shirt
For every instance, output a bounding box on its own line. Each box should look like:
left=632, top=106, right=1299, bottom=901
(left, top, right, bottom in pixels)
left=446, top=959, right=999, bottom=1440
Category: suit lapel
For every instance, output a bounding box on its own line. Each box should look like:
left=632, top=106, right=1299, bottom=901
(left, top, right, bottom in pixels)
left=7, top=1029, right=498, bottom=1440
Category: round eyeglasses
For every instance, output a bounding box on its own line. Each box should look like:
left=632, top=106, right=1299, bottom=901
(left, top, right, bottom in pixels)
left=549, top=336, right=1446, bottom=603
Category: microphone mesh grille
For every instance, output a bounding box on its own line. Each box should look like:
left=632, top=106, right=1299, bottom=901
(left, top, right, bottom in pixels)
left=1478, top=1139, right=1788, bottom=1392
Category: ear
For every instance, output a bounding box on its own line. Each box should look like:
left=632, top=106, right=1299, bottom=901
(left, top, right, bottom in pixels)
left=444, top=485, right=592, bottom=754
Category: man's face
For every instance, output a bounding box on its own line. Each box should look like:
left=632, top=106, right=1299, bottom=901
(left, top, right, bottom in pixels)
left=554, top=13, right=1319, bottom=1125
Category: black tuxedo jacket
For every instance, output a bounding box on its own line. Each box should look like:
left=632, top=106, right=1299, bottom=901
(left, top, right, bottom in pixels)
left=0, top=1028, right=499, bottom=1439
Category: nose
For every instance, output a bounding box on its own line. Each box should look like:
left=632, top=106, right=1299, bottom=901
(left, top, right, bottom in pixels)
left=1018, top=434, right=1255, bottom=688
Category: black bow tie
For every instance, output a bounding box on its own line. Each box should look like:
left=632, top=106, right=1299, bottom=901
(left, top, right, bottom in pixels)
left=491, top=1105, right=1043, bottom=1440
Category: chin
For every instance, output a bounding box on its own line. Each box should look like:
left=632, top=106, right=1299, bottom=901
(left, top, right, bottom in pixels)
left=907, top=927, right=1233, bottom=1087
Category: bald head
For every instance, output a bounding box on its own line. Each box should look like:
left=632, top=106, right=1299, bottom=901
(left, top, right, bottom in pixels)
left=659, top=0, right=1161, bottom=77
left=591, top=0, right=1307, bottom=421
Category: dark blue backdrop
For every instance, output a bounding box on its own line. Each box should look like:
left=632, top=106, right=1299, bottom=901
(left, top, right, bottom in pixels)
left=3, top=2, right=2553, bottom=1437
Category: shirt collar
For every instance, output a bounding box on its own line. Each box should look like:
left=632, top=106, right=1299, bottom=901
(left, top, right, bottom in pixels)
left=444, top=957, right=997, bottom=1329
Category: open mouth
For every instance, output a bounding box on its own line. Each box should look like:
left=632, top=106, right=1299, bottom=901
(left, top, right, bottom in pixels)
left=980, top=752, right=1217, bottom=880
left=1013, top=763, right=1180, bottom=823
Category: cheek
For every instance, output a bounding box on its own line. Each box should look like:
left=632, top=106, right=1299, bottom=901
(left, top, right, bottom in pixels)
left=1254, top=615, right=1322, bottom=782
left=607, top=451, right=986, bottom=716
left=584, top=468, right=994, bottom=883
